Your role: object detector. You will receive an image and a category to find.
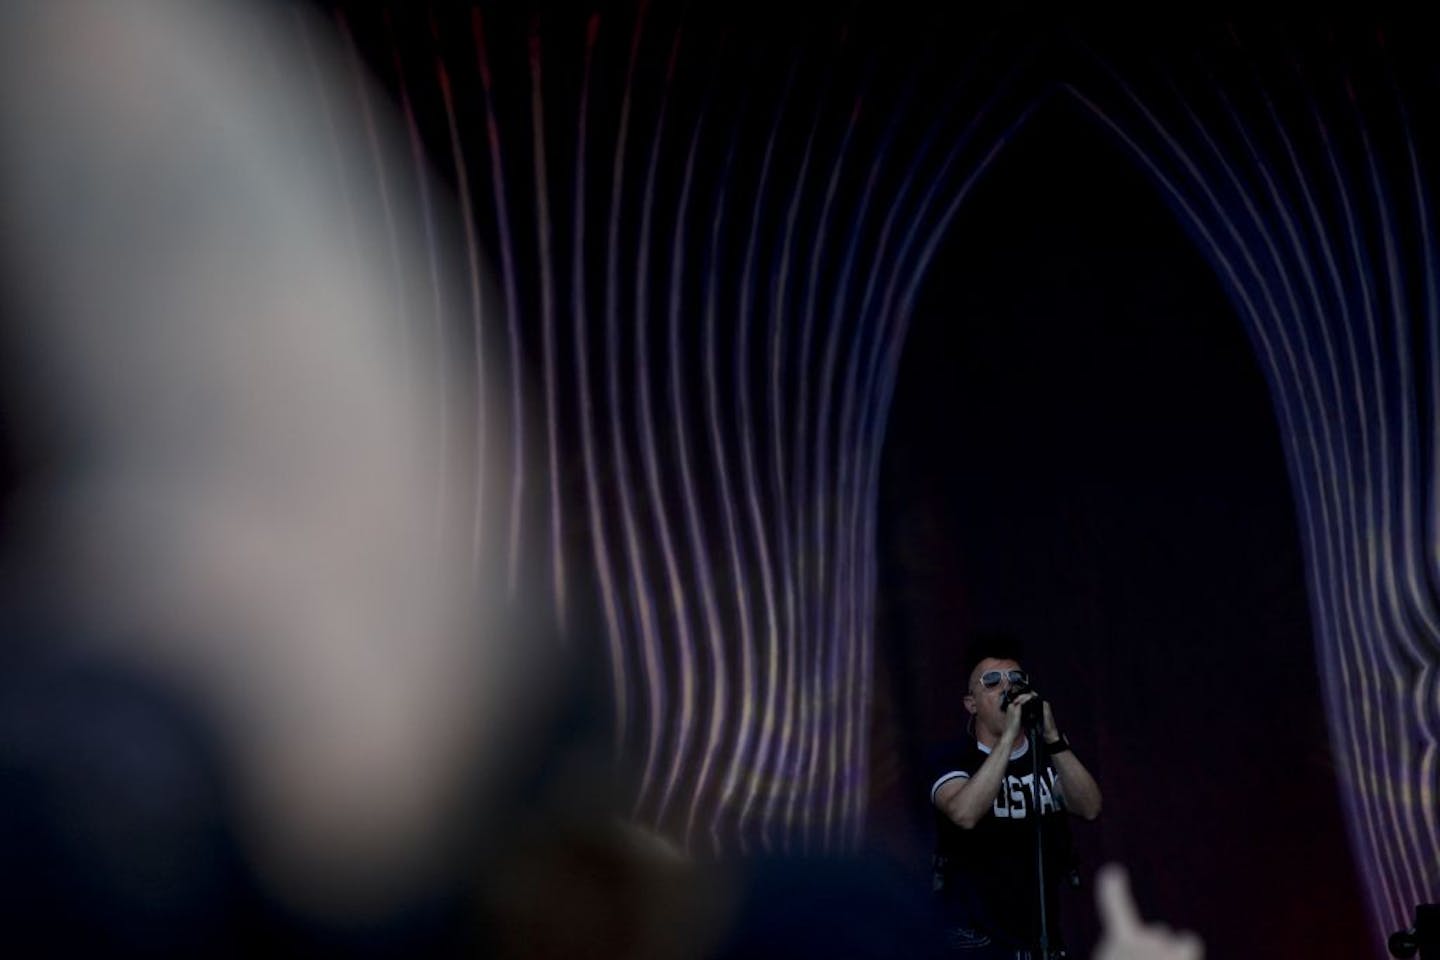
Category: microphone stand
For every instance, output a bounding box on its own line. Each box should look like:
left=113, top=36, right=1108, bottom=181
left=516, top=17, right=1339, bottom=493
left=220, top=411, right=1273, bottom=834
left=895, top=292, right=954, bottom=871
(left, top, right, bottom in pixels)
left=1026, top=707, right=1053, bottom=960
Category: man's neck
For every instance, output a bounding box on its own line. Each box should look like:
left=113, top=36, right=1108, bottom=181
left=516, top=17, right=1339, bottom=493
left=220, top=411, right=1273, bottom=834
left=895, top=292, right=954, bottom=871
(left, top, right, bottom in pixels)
left=977, top=729, right=1027, bottom=753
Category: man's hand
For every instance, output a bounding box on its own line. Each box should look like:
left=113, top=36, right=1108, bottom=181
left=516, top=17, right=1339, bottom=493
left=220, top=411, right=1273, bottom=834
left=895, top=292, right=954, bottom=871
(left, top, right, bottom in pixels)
left=1094, top=864, right=1203, bottom=960
left=1003, top=690, right=1037, bottom=741
left=1042, top=699, right=1060, bottom=742
left=1001, top=690, right=1060, bottom=743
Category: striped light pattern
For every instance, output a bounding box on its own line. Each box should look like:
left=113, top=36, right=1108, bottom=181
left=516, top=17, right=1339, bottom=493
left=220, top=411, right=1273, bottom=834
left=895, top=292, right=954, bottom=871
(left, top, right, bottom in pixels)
left=1070, top=27, right=1440, bottom=949
left=304, top=4, right=1034, bottom=856
left=301, top=8, right=1434, bottom=937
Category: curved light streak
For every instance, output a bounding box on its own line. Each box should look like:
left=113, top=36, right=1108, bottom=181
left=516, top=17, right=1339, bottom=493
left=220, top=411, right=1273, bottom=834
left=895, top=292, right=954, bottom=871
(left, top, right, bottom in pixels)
left=703, top=66, right=761, bottom=852
left=797, top=83, right=865, bottom=854
left=731, top=56, right=797, bottom=850
left=783, top=47, right=844, bottom=852
left=432, top=43, right=489, bottom=584
left=825, top=65, right=923, bottom=848
left=635, top=26, right=696, bottom=829
left=316, top=17, right=1437, bottom=921
left=1072, top=32, right=1440, bottom=943
left=471, top=11, right=526, bottom=598
left=1392, top=67, right=1440, bottom=872
left=393, top=6, right=1037, bottom=856
left=804, top=85, right=868, bottom=854
left=568, top=13, right=634, bottom=751
left=1209, top=63, right=1399, bottom=920
left=761, top=29, right=838, bottom=854
left=600, top=5, right=670, bottom=822
left=669, top=46, right=729, bottom=854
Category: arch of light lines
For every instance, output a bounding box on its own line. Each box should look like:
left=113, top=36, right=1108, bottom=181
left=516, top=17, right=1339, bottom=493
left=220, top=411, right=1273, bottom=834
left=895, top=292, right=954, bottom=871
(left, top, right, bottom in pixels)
left=303, top=7, right=1435, bottom=946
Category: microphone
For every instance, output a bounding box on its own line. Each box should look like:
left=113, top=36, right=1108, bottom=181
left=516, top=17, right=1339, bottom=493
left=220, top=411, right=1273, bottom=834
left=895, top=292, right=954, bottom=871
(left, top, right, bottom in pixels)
left=1001, top=680, right=1044, bottom=727
left=999, top=679, right=1030, bottom=712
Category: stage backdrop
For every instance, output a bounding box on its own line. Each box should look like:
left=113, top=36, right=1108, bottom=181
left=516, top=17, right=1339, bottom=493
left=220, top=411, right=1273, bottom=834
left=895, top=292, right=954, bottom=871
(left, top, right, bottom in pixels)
left=301, top=5, right=1433, bottom=956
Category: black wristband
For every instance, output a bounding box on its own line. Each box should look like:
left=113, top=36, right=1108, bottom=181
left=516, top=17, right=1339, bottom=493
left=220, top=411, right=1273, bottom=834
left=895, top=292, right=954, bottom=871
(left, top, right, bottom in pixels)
left=1044, top=733, right=1072, bottom=754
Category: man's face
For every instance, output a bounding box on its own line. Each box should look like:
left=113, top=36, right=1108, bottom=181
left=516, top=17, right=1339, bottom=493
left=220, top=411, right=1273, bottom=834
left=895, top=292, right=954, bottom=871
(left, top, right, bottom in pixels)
left=964, top=657, right=1025, bottom=738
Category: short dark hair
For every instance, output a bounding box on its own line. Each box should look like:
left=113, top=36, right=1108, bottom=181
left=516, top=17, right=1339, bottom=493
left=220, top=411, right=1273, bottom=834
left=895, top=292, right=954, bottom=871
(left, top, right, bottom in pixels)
left=964, top=630, right=1026, bottom=685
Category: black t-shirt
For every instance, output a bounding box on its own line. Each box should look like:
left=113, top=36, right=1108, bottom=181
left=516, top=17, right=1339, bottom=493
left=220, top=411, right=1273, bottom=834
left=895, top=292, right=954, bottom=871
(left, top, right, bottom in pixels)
left=929, top=737, right=1075, bottom=949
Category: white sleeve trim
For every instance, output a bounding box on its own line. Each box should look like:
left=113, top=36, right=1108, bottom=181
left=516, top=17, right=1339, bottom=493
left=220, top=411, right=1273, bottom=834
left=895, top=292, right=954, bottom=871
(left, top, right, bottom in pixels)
left=930, top=770, right=969, bottom=805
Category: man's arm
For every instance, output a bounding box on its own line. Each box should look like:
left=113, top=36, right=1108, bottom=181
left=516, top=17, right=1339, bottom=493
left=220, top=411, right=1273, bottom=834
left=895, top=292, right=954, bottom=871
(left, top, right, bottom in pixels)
left=933, top=733, right=1015, bottom=829
left=1051, top=749, right=1102, bottom=820
left=933, top=692, right=1031, bottom=829
left=1042, top=701, right=1102, bottom=820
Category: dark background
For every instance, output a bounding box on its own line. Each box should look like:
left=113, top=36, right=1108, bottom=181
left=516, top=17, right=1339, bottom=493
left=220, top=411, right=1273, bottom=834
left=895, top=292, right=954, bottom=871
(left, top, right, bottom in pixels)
left=871, top=88, right=1370, bottom=957
left=289, top=5, right=1386, bottom=955
left=0, top=4, right=1388, bottom=956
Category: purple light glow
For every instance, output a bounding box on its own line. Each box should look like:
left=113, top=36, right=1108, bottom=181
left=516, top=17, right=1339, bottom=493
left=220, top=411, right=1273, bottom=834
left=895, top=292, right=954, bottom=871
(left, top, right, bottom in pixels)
left=308, top=18, right=1436, bottom=949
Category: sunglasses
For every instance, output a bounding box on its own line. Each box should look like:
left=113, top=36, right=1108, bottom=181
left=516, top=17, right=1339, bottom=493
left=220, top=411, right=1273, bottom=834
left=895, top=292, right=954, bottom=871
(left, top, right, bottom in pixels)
left=978, top=669, right=1028, bottom=690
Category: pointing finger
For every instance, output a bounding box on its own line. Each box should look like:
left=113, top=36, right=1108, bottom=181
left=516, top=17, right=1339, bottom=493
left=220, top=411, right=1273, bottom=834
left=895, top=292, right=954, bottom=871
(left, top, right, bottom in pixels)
left=1096, top=863, right=1142, bottom=938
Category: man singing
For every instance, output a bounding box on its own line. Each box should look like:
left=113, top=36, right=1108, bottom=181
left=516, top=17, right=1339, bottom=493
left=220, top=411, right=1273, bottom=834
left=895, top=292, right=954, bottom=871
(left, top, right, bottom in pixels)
left=930, top=650, right=1103, bottom=957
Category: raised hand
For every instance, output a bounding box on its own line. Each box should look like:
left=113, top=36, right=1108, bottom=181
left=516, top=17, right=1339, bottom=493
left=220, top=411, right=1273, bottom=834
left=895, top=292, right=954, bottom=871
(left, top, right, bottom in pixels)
left=1094, top=864, right=1204, bottom=960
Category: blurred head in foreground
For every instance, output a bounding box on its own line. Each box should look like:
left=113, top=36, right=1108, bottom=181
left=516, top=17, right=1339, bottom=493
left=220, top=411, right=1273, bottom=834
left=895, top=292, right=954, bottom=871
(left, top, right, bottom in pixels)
left=0, top=2, right=960, bottom=956
left=0, top=0, right=550, bottom=951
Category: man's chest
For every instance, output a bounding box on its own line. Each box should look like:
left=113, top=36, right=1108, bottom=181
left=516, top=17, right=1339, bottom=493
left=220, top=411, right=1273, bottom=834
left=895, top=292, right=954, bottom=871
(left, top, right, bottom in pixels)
left=985, top=765, right=1064, bottom=820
